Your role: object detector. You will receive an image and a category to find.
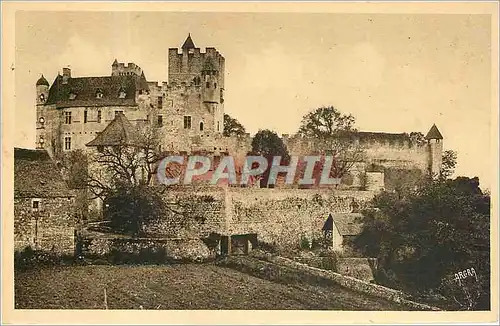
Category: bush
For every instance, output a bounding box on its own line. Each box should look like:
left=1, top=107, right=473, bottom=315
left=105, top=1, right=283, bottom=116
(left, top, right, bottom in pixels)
left=300, top=236, right=310, bottom=250
left=105, top=185, right=166, bottom=236
left=15, top=246, right=75, bottom=271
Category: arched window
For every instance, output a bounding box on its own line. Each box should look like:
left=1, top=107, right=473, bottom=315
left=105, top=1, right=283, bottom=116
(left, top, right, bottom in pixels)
left=214, top=83, right=217, bottom=88
left=206, top=82, right=210, bottom=88
left=199, top=121, right=204, bottom=131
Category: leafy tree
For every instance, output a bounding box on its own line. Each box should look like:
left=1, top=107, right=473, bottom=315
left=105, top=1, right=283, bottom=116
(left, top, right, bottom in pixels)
left=441, top=150, right=458, bottom=180
left=251, top=129, right=289, bottom=159
left=297, top=106, right=365, bottom=178
left=223, top=113, right=246, bottom=137
left=354, top=176, right=490, bottom=310
left=251, top=129, right=289, bottom=188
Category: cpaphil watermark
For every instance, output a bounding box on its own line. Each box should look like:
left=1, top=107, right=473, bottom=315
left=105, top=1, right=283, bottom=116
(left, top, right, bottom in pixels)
left=156, top=155, right=342, bottom=186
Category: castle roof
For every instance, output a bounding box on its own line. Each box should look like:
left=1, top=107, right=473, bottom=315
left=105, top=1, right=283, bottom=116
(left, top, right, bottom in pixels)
left=323, top=213, right=364, bottom=236
left=14, top=148, right=74, bottom=198
left=86, top=112, right=142, bottom=147
left=45, top=73, right=150, bottom=109
left=425, top=124, right=443, bottom=140
left=36, top=74, right=49, bottom=86
left=112, top=58, right=118, bottom=66
left=182, top=34, right=196, bottom=49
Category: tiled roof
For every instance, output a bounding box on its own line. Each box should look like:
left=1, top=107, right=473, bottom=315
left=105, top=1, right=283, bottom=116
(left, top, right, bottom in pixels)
left=86, top=112, right=142, bottom=147
left=425, top=124, right=443, bottom=140
left=182, top=34, right=196, bottom=49
left=332, top=213, right=364, bottom=236
left=45, top=74, right=149, bottom=108
left=14, top=148, right=73, bottom=198
left=36, top=74, right=49, bottom=86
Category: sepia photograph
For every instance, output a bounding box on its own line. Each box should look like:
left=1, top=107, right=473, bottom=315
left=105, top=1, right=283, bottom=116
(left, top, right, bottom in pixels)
left=2, top=1, right=499, bottom=325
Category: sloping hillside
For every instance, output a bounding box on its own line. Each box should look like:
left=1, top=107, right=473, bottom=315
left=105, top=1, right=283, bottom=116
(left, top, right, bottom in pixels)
left=16, top=264, right=412, bottom=310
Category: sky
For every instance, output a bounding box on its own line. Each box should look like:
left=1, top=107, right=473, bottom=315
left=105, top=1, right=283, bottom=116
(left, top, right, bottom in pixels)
left=14, top=11, right=493, bottom=190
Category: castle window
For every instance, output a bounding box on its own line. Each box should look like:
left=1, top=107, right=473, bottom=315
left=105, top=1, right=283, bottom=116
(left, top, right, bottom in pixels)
left=183, top=116, right=192, bottom=129
left=96, top=89, right=104, bottom=99
left=206, top=82, right=210, bottom=88
left=119, top=89, right=127, bottom=99
left=97, top=110, right=102, bottom=123
left=157, top=115, right=163, bottom=127
left=32, top=199, right=40, bottom=212
left=69, top=92, right=77, bottom=100
left=64, top=111, right=72, bottom=124
left=39, top=94, right=45, bottom=103
left=199, top=121, right=204, bottom=131
left=157, top=96, right=163, bottom=108
left=217, top=121, right=220, bottom=132
left=214, top=83, right=217, bottom=88
left=64, top=136, right=71, bottom=150
left=38, top=136, right=45, bottom=148
left=115, top=110, right=124, bottom=118
left=84, top=110, right=88, bottom=123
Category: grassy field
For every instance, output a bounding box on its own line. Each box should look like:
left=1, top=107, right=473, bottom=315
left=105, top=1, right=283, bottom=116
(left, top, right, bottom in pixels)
left=16, top=263, right=411, bottom=310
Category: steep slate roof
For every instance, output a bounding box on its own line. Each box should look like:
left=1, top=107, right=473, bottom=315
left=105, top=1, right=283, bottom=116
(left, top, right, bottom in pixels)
left=36, top=74, right=49, bottom=86
left=182, top=34, right=196, bottom=49
left=14, top=148, right=73, bottom=198
left=86, top=112, right=142, bottom=147
left=332, top=213, right=364, bottom=236
left=45, top=74, right=149, bottom=108
left=425, top=124, right=443, bottom=140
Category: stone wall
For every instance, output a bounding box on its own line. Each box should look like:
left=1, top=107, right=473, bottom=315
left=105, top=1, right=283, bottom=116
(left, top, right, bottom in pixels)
left=14, top=197, right=75, bottom=254
left=145, top=187, right=376, bottom=252
left=225, top=253, right=440, bottom=311
left=80, top=236, right=213, bottom=262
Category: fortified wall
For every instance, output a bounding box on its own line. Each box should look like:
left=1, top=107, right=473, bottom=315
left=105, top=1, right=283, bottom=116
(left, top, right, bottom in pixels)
left=143, top=186, right=376, bottom=251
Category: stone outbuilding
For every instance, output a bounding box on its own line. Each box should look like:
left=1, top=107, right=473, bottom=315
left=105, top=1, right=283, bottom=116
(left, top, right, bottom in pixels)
left=14, top=148, right=76, bottom=254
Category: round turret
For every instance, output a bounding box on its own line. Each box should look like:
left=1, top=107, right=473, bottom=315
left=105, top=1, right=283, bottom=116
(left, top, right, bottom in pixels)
left=201, top=56, right=219, bottom=104
left=36, top=74, right=49, bottom=87
left=36, top=74, right=50, bottom=105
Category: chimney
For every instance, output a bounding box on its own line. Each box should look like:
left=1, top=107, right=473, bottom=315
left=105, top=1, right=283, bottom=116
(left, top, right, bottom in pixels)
left=62, top=67, right=71, bottom=84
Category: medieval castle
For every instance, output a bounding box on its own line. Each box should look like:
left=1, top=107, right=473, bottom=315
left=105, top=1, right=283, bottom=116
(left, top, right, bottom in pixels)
left=35, top=34, right=443, bottom=190
left=16, top=35, right=445, bottom=255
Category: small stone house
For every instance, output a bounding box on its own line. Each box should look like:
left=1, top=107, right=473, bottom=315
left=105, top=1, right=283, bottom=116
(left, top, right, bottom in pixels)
left=14, top=148, right=76, bottom=254
left=322, top=213, right=364, bottom=254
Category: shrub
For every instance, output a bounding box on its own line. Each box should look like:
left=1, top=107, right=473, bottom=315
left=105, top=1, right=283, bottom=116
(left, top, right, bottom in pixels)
left=300, top=236, right=310, bottom=250
left=15, top=246, right=75, bottom=271
left=105, top=185, right=166, bottom=236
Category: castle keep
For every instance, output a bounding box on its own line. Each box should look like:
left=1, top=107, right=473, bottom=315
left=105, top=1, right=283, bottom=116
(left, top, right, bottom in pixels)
left=35, top=34, right=443, bottom=188
left=23, top=34, right=446, bottom=255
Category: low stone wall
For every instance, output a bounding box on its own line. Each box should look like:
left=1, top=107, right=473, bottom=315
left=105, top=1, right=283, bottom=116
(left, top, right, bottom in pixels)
left=246, top=251, right=440, bottom=311
left=79, top=234, right=213, bottom=263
